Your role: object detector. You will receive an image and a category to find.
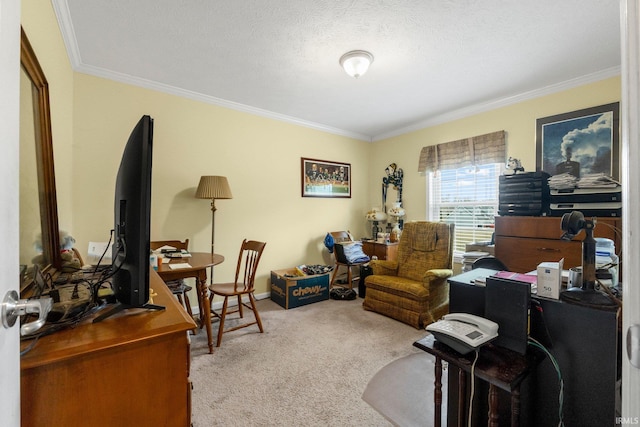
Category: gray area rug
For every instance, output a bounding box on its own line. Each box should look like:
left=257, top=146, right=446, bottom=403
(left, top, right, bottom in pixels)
left=189, top=297, right=440, bottom=426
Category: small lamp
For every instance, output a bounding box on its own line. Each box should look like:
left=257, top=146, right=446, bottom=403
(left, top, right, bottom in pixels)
left=388, top=203, right=405, bottom=242
left=366, top=208, right=387, bottom=240
left=195, top=176, right=233, bottom=256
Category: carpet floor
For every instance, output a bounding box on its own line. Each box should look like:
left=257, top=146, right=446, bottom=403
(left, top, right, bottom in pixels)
left=188, top=297, right=438, bottom=426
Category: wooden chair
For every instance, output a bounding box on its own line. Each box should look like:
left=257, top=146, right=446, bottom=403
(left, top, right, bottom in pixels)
left=150, top=239, right=193, bottom=317
left=328, top=231, right=369, bottom=289
left=209, top=239, right=266, bottom=347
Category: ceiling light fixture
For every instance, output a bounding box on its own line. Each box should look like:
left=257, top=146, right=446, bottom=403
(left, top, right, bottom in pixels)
left=339, top=50, right=374, bottom=78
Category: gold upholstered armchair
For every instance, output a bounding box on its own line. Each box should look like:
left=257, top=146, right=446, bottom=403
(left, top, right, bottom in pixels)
left=363, top=221, right=454, bottom=328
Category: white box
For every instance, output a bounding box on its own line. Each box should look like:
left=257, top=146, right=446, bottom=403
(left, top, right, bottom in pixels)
left=536, top=258, right=564, bottom=299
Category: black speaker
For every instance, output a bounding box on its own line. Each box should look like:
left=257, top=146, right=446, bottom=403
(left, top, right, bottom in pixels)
left=485, top=276, right=531, bottom=354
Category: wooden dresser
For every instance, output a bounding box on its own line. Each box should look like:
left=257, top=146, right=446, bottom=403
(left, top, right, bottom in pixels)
left=362, top=240, right=398, bottom=261
left=494, top=216, right=621, bottom=273
left=20, top=268, right=196, bottom=427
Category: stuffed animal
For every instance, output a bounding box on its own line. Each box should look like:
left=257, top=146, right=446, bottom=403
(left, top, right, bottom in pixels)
left=506, top=157, right=524, bottom=174
left=31, top=231, right=82, bottom=272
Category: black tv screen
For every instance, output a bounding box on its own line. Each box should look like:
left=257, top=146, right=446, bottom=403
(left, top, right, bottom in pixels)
left=111, top=115, right=153, bottom=307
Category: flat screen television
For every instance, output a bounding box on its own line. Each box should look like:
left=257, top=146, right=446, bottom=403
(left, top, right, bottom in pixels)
left=94, top=115, right=163, bottom=322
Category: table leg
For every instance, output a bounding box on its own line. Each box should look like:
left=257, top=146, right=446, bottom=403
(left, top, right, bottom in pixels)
left=488, top=384, right=499, bottom=427
left=434, top=356, right=442, bottom=427
left=196, top=273, right=214, bottom=354
left=511, top=387, right=520, bottom=427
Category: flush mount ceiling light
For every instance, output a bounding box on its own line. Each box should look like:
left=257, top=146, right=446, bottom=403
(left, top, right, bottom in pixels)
left=339, top=50, right=374, bottom=78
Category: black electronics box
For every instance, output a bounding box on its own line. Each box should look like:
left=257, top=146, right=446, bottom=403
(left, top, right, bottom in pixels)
left=499, top=172, right=550, bottom=216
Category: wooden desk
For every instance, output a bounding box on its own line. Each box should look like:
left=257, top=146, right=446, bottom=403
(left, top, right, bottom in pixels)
left=362, top=240, right=398, bottom=261
left=157, top=252, right=224, bottom=354
left=414, top=335, right=540, bottom=427
left=20, top=269, right=196, bottom=427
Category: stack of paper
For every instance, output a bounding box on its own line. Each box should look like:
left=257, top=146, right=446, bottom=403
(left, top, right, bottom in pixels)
left=577, top=173, right=620, bottom=188
left=461, top=251, right=491, bottom=272
left=548, top=173, right=578, bottom=190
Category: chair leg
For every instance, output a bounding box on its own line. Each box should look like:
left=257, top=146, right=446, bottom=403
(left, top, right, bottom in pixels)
left=183, top=292, right=193, bottom=318
left=347, top=267, right=353, bottom=290
left=216, top=296, right=229, bottom=347
left=249, top=293, right=264, bottom=333
left=237, top=295, right=244, bottom=318
left=330, top=265, right=341, bottom=288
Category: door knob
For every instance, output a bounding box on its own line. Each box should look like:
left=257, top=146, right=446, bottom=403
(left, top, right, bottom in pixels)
left=2, top=290, right=52, bottom=336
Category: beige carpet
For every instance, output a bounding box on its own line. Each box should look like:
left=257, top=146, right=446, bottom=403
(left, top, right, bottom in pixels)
left=189, top=297, right=442, bottom=426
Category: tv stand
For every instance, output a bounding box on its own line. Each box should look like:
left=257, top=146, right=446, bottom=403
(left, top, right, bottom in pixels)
left=92, top=301, right=165, bottom=323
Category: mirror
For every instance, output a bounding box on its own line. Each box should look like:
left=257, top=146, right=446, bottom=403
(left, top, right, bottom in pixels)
left=20, top=28, right=61, bottom=289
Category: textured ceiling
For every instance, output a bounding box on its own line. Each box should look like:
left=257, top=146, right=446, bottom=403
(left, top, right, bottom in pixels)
left=53, top=0, right=621, bottom=141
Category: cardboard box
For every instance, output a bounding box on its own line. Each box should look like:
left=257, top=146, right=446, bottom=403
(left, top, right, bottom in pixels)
left=536, top=258, right=564, bottom=299
left=270, top=269, right=330, bottom=309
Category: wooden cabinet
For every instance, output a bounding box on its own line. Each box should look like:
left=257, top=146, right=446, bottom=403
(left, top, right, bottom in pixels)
left=362, top=241, right=398, bottom=261
left=20, top=269, right=196, bottom=427
left=494, top=216, right=621, bottom=273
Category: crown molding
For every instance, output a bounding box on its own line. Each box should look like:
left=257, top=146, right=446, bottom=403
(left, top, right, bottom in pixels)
left=52, top=0, right=618, bottom=144
left=373, top=66, right=622, bottom=142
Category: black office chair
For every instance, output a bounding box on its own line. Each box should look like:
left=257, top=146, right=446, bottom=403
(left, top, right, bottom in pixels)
left=472, top=256, right=508, bottom=271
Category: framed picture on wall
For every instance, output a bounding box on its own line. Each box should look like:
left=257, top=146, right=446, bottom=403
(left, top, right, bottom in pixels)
left=535, top=102, right=620, bottom=180
left=301, top=157, right=351, bottom=198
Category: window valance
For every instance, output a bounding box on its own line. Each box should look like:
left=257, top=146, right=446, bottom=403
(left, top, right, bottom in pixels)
left=417, top=130, right=506, bottom=173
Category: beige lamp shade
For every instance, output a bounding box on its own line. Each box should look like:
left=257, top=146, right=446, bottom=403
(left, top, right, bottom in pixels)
left=195, top=176, right=233, bottom=200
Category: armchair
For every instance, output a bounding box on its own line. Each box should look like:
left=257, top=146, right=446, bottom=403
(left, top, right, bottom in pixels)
left=363, top=221, right=454, bottom=328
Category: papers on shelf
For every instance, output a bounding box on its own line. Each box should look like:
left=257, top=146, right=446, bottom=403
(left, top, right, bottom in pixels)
left=548, top=173, right=578, bottom=190
left=168, top=263, right=192, bottom=270
left=577, top=173, right=620, bottom=188
left=462, top=251, right=491, bottom=272
left=473, top=270, right=538, bottom=293
left=549, top=172, right=621, bottom=190
left=492, top=270, right=538, bottom=284
left=164, top=250, right=191, bottom=258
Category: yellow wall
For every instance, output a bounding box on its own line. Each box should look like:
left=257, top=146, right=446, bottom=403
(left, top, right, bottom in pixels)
left=22, top=0, right=621, bottom=298
left=70, top=74, right=371, bottom=294
left=369, top=77, right=621, bottom=222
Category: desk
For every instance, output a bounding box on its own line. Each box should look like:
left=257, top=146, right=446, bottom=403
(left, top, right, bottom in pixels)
left=362, top=240, right=398, bottom=261
left=157, top=252, right=224, bottom=354
left=21, top=269, right=196, bottom=426
left=448, top=268, right=620, bottom=426
left=414, top=335, right=539, bottom=427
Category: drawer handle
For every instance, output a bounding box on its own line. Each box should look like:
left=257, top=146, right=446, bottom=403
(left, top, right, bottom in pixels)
left=538, top=247, right=561, bottom=253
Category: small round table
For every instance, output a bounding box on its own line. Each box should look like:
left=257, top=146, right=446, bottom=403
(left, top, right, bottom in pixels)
left=157, top=252, right=224, bottom=354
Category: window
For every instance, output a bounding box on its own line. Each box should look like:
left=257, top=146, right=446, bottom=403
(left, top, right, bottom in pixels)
left=428, top=163, right=503, bottom=255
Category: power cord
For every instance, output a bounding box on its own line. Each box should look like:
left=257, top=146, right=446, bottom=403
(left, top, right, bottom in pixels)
left=467, top=348, right=480, bottom=427
left=528, top=337, right=565, bottom=427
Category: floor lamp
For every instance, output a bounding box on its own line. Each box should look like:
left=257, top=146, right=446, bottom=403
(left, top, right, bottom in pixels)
left=196, top=176, right=233, bottom=284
